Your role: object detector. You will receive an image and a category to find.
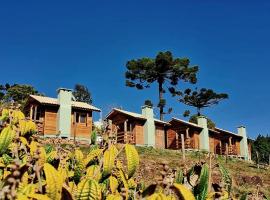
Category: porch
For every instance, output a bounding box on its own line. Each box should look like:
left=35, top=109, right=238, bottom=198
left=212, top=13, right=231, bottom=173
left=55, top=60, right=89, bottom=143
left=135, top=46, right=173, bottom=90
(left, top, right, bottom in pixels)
left=116, top=131, right=136, bottom=144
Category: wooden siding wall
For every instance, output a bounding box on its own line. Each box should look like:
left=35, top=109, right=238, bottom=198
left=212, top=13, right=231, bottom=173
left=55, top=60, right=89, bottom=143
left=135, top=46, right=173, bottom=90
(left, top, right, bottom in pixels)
left=42, top=108, right=93, bottom=138
left=166, top=129, right=177, bottom=149
left=209, top=136, right=215, bottom=153
left=166, top=128, right=200, bottom=150
left=155, top=125, right=165, bottom=148
left=44, top=109, right=57, bottom=135
left=248, top=142, right=252, bottom=160
left=71, top=111, right=92, bottom=139
left=134, top=122, right=144, bottom=145
left=193, top=131, right=200, bottom=149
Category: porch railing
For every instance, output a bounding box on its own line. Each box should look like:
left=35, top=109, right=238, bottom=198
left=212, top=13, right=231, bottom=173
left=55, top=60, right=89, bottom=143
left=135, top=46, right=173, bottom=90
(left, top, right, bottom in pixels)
left=116, top=131, right=135, bottom=144
left=176, top=137, right=194, bottom=149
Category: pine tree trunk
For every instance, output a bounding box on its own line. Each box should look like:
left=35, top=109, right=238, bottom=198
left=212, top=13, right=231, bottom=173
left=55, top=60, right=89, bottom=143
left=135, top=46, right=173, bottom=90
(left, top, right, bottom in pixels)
left=197, top=108, right=201, bottom=116
left=158, top=81, right=164, bottom=121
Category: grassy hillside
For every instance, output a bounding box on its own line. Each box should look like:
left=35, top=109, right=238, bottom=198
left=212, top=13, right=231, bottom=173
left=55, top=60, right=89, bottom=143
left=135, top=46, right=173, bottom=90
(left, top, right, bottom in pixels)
left=132, top=146, right=270, bottom=198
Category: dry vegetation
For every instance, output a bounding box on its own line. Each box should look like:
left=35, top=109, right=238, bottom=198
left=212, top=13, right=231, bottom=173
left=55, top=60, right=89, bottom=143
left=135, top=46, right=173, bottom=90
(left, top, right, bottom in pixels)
left=133, top=147, right=270, bottom=199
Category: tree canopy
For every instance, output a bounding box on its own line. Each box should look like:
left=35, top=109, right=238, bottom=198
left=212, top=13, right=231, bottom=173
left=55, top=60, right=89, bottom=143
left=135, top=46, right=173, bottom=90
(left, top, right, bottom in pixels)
left=73, top=84, right=92, bottom=104
left=125, top=51, right=198, bottom=120
left=180, top=88, right=228, bottom=116
left=0, top=83, right=40, bottom=108
left=252, top=134, right=270, bottom=164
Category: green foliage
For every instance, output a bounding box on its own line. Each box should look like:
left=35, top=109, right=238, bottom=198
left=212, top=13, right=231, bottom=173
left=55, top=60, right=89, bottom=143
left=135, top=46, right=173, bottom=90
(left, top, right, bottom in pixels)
left=144, top=100, right=153, bottom=107
left=189, top=114, right=216, bottom=129
left=175, top=169, right=184, bottom=184
left=91, top=130, right=97, bottom=145
left=0, top=83, right=40, bottom=108
left=219, top=162, right=232, bottom=195
left=251, top=134, right=270, bottom=164
left=73, top=84, right=92, bottom=104
left=0, top=126, right=15, bottom=155
left=125, top=51, right=198, bottom=120
left=193, top=164, right=209, bottom=200
left=183, top=110, right=190, bottom=117
left=180, top=88, right=228, bottom=116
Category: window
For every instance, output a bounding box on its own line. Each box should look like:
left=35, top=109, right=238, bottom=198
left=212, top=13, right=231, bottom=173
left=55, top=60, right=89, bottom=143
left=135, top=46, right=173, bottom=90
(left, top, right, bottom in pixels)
left=127, top=122, right=134, bottom=132
left=75, top=112, right=87, bottom=124
left=80, top=114, right=86, bottom=123
left=31, top=105, right=41, bottom=121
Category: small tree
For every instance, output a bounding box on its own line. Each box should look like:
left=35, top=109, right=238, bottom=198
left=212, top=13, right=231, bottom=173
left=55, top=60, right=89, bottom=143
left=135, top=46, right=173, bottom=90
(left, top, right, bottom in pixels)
left=73, top=84, right=92, bottom=104
left=180, top=88, right=228, bottom=116
left=144, top=99, right=153, bottom=107
left=125, top=51, right=198, bottom=120
left=1, top=83, right=40, bottom=108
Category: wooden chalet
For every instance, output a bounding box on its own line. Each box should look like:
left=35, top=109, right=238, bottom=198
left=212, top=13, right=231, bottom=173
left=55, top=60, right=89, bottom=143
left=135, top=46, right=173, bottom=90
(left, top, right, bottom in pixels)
left=167, top=118, right=201, bottom=150
left=106, top=106, right=170, bottom=148
left=167, top=117, right=252, bottom=159
left=24, top=88, right=100, bottom=139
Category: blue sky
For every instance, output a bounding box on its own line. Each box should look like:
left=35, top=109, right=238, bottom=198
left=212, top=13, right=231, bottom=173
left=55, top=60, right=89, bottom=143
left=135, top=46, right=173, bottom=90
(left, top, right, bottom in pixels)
left=0, top=1, right=269, bottom=138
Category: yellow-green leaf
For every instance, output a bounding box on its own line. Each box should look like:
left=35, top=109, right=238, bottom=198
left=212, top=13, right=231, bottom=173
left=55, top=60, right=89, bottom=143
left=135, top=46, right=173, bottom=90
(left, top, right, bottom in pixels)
left=125, top=144, right=139, bottom=178
left=0, top=126, right=15, bottom=155
left=86, top=165, right=101, bottom=181
left=172, top=183, right=195, bottom=200
left=84, top=149, right=103, bottom=166
left=109, top=176, right=119, bottom=194
left=106, top=194, right=123, bottom=200
left=76, top=178, right=101, bottom=200
left=103, top=148, right=116, bottom=177
left=43, top=163, right=62, bottom=200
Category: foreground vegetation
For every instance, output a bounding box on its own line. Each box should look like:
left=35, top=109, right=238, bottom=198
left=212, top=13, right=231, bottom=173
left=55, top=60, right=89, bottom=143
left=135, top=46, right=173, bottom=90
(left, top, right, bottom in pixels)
left=0, top=109, right=269, bottom=199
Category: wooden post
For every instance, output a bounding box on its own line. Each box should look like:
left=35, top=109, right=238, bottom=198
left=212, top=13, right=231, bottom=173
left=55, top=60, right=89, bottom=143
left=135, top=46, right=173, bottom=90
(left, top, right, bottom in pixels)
left=225, top=143, right=228, bottom=163
left=186, top=128, right=190, bottom=138
left=228, top=137, right=232, bottom=155
left=185, top=128, right=190, bottom=149
left=74, top=112, right=76, bottom=143
left=30, top=105, right=33, bottom=120
left=181, top=133, right=185, bottom=161
left=208, top=153, right=212, bottom=192
left=124, top=120, right=128, bottom=143
left=219, top=141, right=222, bottom=155
left=34, top=106, right=37, bottom=121
left=86, top=113, right=88, bottom=126
left=175, top=132, right=179, bottom=149
left=256, top=151, right=259, bottom=169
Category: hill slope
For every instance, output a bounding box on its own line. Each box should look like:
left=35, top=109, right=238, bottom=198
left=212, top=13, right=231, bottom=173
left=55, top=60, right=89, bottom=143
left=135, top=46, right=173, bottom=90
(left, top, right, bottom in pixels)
left=132, top=146, right=270, bottom=198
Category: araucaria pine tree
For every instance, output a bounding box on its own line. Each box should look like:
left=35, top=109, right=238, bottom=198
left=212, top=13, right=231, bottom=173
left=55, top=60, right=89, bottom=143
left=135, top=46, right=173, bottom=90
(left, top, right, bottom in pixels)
left=125, top=51, right=198, bottom=120
left=180, top=88, right=229, bottom=116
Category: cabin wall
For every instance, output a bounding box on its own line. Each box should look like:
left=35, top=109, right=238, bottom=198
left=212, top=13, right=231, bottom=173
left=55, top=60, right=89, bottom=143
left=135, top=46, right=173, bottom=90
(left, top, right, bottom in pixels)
left=44, top=109, right=58, bottom=135
left=155, top=125, right=165, bottom=148
left=166, top=129, right=177, bottom=149
left=191, top=131, right=200, bottom=149
left=209, top=134, right=222, bottom=154
left=71, top=111, right=92, bottom=139
left=42, top=108, right=93, bottom=138
left=248, top=142, right=252, bottom=160
left=209, top=136, right=215, bottom=153
left=134, top=122, right=144, bottom=145
left=235, top=140, right=241, bottom=156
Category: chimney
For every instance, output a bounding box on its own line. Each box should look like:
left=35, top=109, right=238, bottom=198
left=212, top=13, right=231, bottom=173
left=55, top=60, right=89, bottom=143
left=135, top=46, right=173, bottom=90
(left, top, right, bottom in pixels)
left=197, top=116, right=210, bottom=151
left=57, top=88, right=72, bottom=138
left=142, top=105, right=155, bottom=147
left=237, top=126, right=249, bottom=160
